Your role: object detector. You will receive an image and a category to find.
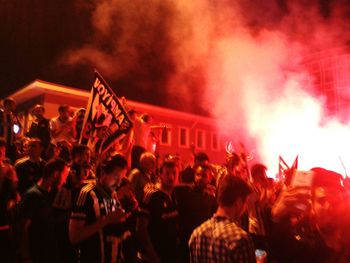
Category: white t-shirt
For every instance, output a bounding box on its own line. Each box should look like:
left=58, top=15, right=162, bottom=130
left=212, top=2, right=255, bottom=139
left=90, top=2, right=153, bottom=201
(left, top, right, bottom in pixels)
left=50, top=116, right=74, bottom=145
left=133, top=117, right=151, bottom=148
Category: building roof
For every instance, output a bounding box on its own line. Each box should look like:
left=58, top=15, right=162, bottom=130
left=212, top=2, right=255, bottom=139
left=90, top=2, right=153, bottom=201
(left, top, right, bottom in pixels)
left=7, top=79, right=215, bottom=124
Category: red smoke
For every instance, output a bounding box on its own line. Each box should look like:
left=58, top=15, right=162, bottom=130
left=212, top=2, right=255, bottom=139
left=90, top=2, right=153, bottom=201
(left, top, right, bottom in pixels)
left=64, top=0, right=350, bottom=176
left=169, top=0, right=350, bottom=176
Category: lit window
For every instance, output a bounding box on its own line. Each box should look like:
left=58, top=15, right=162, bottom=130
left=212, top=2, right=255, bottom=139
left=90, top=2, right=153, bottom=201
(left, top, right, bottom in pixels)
left=159, top=124, right=171, bottom=146
left=211, top=133, right=219, bottom=151
left=179, top=127, right=189, bottom=148
left=195, top=129, right=206, bottom=150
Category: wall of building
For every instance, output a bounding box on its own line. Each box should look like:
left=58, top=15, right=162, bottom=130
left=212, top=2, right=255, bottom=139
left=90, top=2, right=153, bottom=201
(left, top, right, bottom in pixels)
left=303, top=46, right=350, bottom=122
left=10, top=80, right=228, bottom=165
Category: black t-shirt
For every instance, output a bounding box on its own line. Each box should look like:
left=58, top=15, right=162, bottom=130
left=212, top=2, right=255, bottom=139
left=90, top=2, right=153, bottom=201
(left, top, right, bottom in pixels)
left=15, top=158, right=46, bottom=195
left=27, top=118, right=51, bottom=147
left=268, top=216, right=350, bottom=263
left=173, top=184, right=217, bottom=242
left=128, top=168, right=157, bottom=205
left=180, top=166, right=195, bottom=183
left=52, top=186, right=79, bottom=263
left=20, top=185, right=58, bottom=263
left=71, top=183, right=126, bottom=263
left=140, top=189, right=179, bottom=261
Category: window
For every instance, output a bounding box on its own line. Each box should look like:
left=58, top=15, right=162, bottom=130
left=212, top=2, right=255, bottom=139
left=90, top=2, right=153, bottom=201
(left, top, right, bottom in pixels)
left=178, top=127, right=189, bottom=148
left=159, top=124, right=172, bottom=146
left=211, top=132, right=220, bottom=151
left=195, top=129, right=206, bottom=150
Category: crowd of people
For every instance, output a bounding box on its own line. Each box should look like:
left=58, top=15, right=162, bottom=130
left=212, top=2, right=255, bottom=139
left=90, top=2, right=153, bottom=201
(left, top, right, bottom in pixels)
left=1, top=98, right=350, bottom=263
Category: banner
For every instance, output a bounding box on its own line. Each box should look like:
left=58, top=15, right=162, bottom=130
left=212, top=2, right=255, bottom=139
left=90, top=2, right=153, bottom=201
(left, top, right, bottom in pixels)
left=278, top=155, right=299, bottom=180
left=79, top=71, right=133, bottom=155
left=278, top=156, right=289, bottom=179
left=291, top=155, right=298, bottom=171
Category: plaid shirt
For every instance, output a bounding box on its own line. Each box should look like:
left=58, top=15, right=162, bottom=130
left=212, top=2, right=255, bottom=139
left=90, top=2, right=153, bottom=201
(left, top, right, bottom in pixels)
left=189, top=214, right=256, bottom=263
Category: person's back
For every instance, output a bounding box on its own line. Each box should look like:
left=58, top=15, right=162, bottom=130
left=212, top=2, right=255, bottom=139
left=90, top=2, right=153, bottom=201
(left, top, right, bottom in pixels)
left=180, top=165, right=195, bottom=183
left=19, top=158, right=69, bottom=263
left=189, top=174, right=255, bottom=263
left=174, top=164, right=218, bottom=263
left=179, top=185, right=217, bottom=228
left=190, top=215, right=254, bottom=263
left=21, top=184, right=56, bottom=262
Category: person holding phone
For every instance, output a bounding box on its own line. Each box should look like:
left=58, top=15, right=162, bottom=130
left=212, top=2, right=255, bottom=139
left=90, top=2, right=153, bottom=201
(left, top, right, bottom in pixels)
left=69, top=154, right=131, bottom=263
left=269, top=168, right=350, bottom=263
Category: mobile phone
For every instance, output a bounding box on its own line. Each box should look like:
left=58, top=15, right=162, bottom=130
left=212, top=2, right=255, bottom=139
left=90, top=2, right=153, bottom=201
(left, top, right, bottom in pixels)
left=13, top=124, right=20, bottom=134
left=255, top=249, right=267, bottom=263
left=291, top=170, right=313, bottom=212
left=291, top=170, right=314, bottom=188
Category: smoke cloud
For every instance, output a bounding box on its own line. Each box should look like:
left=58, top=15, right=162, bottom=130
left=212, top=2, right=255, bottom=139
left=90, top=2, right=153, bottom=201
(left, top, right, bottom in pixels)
left=63, top=0, right=350, bottom=175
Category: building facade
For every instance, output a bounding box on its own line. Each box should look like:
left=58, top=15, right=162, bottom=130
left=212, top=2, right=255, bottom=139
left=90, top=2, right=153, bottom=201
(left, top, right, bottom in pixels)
left=9, top=79, right=228, bottom=165
left=303, top=46, right=350, bottom=122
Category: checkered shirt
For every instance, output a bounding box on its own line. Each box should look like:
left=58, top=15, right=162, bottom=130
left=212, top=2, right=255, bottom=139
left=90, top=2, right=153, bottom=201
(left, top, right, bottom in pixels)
left=189, top=214, right=256, bottom=263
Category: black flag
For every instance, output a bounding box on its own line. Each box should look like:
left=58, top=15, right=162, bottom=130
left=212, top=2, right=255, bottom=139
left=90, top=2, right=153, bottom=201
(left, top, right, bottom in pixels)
left=79, top=71, right=133, bottom=155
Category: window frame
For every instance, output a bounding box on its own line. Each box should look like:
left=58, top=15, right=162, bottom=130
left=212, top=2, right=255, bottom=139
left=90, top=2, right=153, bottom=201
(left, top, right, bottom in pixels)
left=178, top=126, right=190, bottom=148
left=159, top=123, right=172, bottom=146
left=211, top=132, right=220, bottom=151
left=195, top=129, right=206, bottom=150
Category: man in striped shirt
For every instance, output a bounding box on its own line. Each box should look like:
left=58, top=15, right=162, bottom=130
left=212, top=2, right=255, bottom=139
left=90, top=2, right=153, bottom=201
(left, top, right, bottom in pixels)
left=69, top=154, right=130, bottom=263
left=189, top=174, right=256, bottom=263
left=137, top=160, right=179, bottom=263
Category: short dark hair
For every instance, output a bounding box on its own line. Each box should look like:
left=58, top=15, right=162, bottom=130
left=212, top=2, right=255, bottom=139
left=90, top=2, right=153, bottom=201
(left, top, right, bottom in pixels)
left=43, top=158, right=67, bottom=179
left=58, top=104, right=69, bottom=113
left=160, top=160, right=176, bottom=174
left=3, top=98, right=15, bottom=108
left=251, top=163, right=268, bottom=184
left=217, top=174, right=252, bottom=207
left=311, top=167, right=343, bottom=191
left=251, top=163, right=267, bottom=176
left=97, top=154, right=128, bottom=177
left=76, top=108, right=86, bottom=114
left=28, top=138, right=43, bottom=147
left=194, top=152, right=209, bottom=163
left=141, top=113, right=150, bottom=123
left=194, top=164, right=212, bottom=176
left=71, top=144, right=90, bottom=158
left=33, top=104, right=45, bottom=112
left=127, top=109, right=136, bottom=117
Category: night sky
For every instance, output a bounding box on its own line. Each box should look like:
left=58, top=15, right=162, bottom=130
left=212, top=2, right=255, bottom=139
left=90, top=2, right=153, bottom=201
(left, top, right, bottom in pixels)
left=0, top=1, right=97, bottom=95
left=0, top=0, right=343, bottom=114
left=0, top=0, right=180, bottom=109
